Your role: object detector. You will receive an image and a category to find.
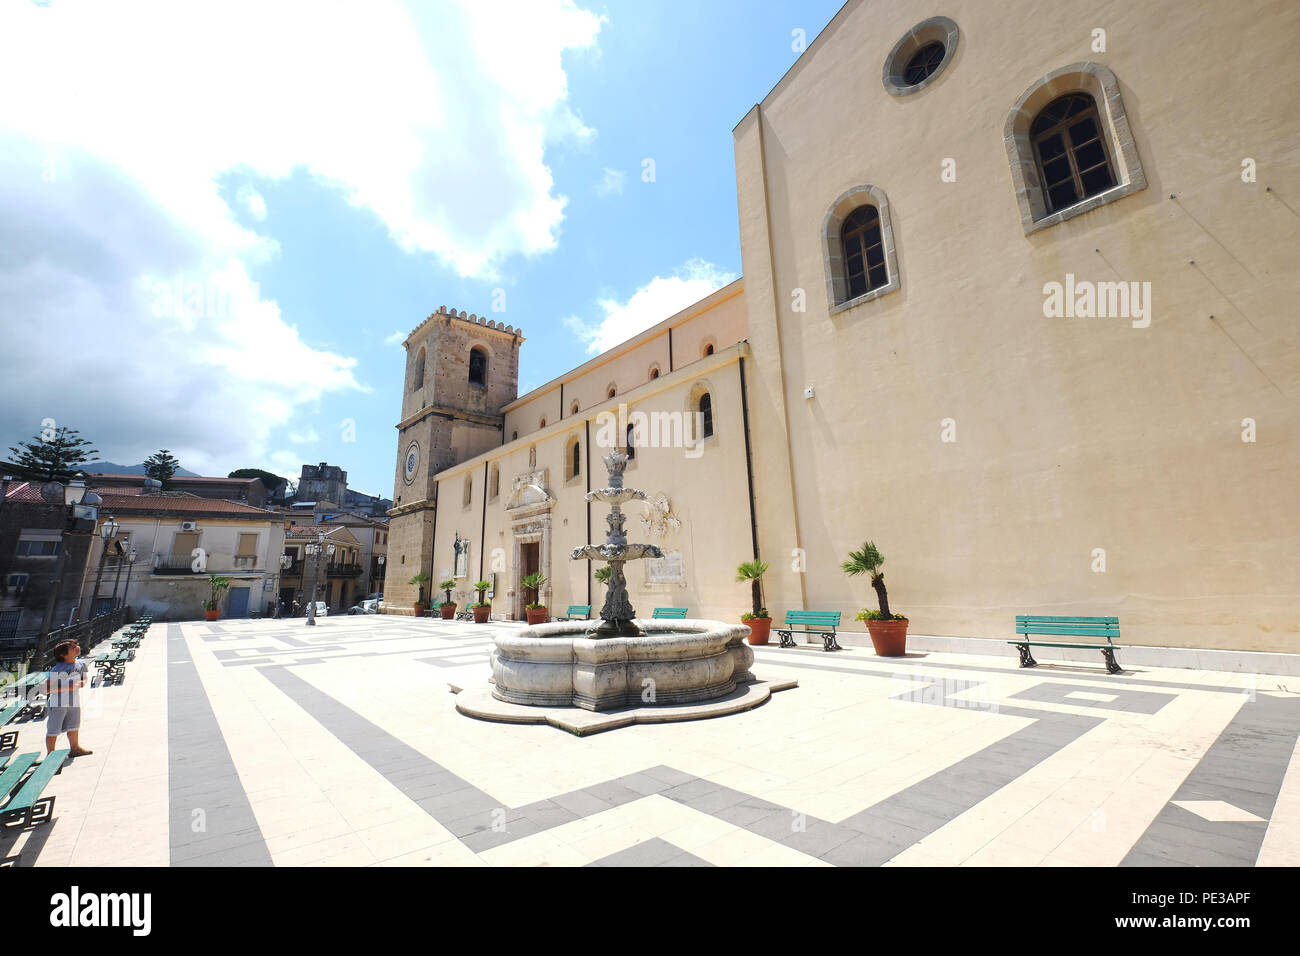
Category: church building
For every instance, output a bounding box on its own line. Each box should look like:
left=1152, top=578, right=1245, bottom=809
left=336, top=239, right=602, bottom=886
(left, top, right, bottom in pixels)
left=385, top=0, right=1299, bottom=653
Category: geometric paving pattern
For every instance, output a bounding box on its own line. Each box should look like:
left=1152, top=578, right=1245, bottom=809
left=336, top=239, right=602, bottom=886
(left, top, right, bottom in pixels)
left=3, top=615, right=1298, bottom=867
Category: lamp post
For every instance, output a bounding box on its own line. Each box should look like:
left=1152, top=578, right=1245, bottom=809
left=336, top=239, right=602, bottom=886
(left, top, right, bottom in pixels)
left=109, top=532, right=130, bottom=609
left=376, top=554, right=385, bottom=597
left=119, top=549, right=138, bottom=611
left=34, top=479, right=100, bottom=663
left=304, top=537, right=336, bottom=627
left=275, top=553, right=292, bottom=618
left=86, top=516, right=119, bottom=621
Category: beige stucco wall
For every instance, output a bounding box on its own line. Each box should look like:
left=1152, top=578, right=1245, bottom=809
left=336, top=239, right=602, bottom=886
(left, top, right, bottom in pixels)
left=736, top=0, right=1300, bottom=650
left=429, top=343, right=756, bottom=622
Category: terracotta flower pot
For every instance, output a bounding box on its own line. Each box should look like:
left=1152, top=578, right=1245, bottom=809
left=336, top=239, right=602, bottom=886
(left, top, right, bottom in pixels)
left=440, top=603, right=458, bottom=620
left=204, top=609, right=220, bottom=622
left=866, top=619, right=908, bottom=657
left=745, top=617, right=772, bottom=645
left=526, top=607, right=549, bottom=626
left=472, top=605, right=491, bottom=624
left=413, top=603, right=428, bottom=616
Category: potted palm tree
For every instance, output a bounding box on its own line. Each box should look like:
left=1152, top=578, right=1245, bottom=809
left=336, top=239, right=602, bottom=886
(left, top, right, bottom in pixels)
left=409, top=573, right=430, bottom=616
left=735, top=559, right=772, bottom=645
left=202, top=574, right=231, bottom=622
left=842, top=541, right=908, bottom=656
left=471, top=579, right=492, bottom=623
left=521, top=572, right=548, bottom=625
left=439, top=579, right=458, bottom=619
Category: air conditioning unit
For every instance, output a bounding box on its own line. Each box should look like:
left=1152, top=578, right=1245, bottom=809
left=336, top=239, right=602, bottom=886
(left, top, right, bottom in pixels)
left=181, top=521, right=198, bottom=532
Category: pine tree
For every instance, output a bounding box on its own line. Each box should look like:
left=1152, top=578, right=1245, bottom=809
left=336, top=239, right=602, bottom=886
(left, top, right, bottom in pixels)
left=6, top=427, right=99, bottom=482
left=144, top=449, right=181, bottom=487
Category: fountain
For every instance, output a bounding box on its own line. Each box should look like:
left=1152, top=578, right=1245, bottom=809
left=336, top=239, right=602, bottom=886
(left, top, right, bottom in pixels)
left=454, top=452, right=795, bottom=732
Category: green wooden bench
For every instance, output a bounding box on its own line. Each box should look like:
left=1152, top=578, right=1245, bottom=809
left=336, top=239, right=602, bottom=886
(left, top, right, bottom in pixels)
left=651, top=607, right=688, bottom=619
left=1011, top=616, right=1124, bottom=674
left=0, top=750, right=69, bottom=828
left=91, top=651, right=131, bottom=685
left=557, top=605, right=591, bottom=621
left=0, top=700, right=25, bottom=751
left=776, top=610, right=843, bottom=651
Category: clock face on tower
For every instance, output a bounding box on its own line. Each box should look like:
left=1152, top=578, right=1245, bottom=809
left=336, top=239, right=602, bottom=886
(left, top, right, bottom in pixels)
left=403, top=442, right=420, bottom=484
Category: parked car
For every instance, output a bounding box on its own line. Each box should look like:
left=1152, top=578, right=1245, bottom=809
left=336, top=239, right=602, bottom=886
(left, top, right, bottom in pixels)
left=309, top=601, right=328, bottom=617
left=349, top=599, right=380, bottom=615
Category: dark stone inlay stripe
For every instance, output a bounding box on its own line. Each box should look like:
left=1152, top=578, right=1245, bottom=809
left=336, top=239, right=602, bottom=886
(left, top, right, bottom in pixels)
left=1122, top=693, right=1300, bottom=867
left=1009, top=681, right=1175, bottom=714
left=586, top=837, right=715, bottom=867
left=167, top=624, right=273, bottom=867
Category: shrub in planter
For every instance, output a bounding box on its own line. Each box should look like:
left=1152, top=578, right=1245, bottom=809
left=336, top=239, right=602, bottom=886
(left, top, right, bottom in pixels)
left=735, top=559, right=772, bottom=644
left=439, top=579, right=458, bottom=619
left=843, top=541, right=908, bottom=656
left=409, top=572, right=430, bottom=615
left=202, top=574, right=230, bottom=622
left=521, top=572, right=548, bottom=625
left=471, top=579, right=492, bottom=623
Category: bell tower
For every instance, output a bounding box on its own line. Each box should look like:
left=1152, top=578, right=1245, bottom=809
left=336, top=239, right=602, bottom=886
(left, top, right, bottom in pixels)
left=386, top=306, right=523, bottom=614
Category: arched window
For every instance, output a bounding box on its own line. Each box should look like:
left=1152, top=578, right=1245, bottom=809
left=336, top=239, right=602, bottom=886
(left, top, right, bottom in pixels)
left=412, top=348, right=425, bottom=391
left=489, top=464, right=500, bottom=501
left=607, top=385, right=617, bottom=400
left=699, top=393, right=714, bottom=439
left=462, top=475, right=472, bottom=507
left=469, top=347, right=488, bottom=387
left=1031, top=93, right=1115, bottom=214
left=569, top=400, right=579, bottom=415
left=1004, top=63, right=1146, bottom=234
left=822, top=185, right=901, bottom=311
left=649, top=364, right=660, bottom=380
left=703, top=344, right=714, bottom=357
left=565, top=436, right=581, bottom=481
left=625, top=423, right=636, bottom=460
left=512, top=430, right=518, bottom=442
left=539, top=417, right=547, bottom=429
left=841, top=205, right=887, bottom=299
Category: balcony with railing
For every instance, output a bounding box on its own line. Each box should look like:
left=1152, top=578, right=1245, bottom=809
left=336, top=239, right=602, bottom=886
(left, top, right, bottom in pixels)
left=326, top=562, right=363, bottom=578
left=153, top=554, right=264, bottom=575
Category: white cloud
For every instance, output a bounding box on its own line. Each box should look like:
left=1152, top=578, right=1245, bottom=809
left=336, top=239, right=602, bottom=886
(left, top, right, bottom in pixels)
left=596, top=168, right=625, bottom=196
left=236, top=184, right=267, bottom=222
left=566, top=259, right=737, bottom=355
left=0, top=0, right=603, bottom=472
left=288, top=428, right=321, bottom=445
left=384, top=330, right=407, bottom=346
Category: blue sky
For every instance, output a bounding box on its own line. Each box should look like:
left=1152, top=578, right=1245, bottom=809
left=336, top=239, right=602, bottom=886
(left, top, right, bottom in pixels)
left=0, top=0, right=843, bottom=498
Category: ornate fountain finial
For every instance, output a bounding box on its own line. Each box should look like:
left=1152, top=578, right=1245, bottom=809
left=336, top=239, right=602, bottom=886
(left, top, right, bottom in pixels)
left=603, top=451, right=627, bottom=490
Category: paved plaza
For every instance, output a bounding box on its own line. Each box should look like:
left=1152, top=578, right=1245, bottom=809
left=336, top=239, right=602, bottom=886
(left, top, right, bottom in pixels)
left=3, top=616, right=1299, bottom=867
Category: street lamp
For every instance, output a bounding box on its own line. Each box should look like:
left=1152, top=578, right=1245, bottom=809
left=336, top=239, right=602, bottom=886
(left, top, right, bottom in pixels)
left=275, top=553, right=292, bottom=618
left=119, top=548, right=138, bottom=611
left=86, top=516, right=119, bottom=621
left=304, top=538, right=336, bottom=627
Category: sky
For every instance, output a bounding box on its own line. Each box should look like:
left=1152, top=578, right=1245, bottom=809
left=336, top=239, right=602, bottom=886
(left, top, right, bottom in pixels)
left=0, top=0, right=844, bottom=497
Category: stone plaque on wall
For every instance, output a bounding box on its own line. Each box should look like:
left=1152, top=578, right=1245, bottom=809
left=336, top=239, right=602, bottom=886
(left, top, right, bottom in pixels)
left=645, top=549, right=684, bottom=587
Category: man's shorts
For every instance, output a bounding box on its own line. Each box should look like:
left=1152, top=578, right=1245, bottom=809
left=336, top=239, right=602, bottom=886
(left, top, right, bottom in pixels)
left=46, top=705, right=81, bottom=736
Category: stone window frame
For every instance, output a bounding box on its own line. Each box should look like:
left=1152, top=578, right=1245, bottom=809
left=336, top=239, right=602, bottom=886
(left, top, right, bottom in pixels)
left=882, top=16, right=960, bottom=97
left=461, top=475, right=473, bottom=510
left=488, top=464, right=500, bottom=502
left=823, top=185, right=902, bottom=315
left=686, top=380, right=718, bottom=445
left=1004, top=62, right=1147, bottom=235
left=563, top=433, right=582, bottom=484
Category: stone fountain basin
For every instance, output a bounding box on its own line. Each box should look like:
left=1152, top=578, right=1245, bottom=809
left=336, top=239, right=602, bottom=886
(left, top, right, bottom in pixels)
left=490, top=620, right=754, bottom=712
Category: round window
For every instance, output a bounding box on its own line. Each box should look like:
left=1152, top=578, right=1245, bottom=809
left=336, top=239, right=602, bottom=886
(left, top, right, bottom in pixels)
left=882, top=17, right=959, bottom=97
left=403, top=442, right=420, bottom=484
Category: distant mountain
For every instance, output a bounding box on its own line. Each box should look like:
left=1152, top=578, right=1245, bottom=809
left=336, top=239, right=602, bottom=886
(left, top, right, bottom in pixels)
left=85, top=461, right=201, bottom=477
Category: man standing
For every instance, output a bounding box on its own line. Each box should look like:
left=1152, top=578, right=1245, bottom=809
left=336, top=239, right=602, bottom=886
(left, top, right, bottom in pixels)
left=44, top=639, right=93, bottom=758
